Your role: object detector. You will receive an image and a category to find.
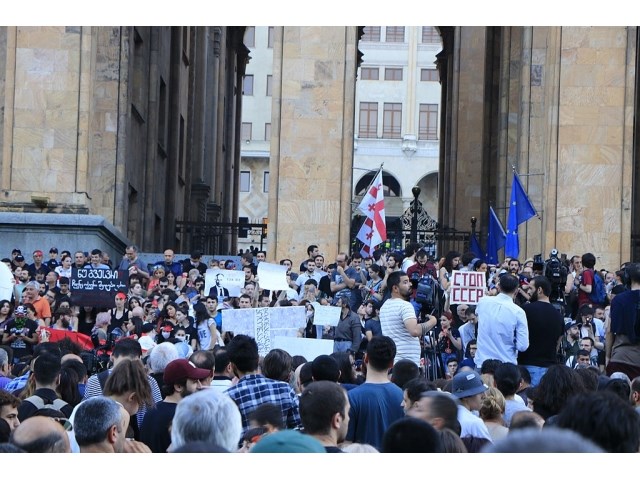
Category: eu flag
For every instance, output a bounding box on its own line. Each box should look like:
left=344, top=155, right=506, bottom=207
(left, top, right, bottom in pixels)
left=486, top=206, right=506, bottom=264
left=469, top=232, right=484, bottom=260
left=504, top=172, right=537, bottom=259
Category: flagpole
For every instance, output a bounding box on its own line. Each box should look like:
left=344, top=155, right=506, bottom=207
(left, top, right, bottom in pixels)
left=510, top=164, right=541, bottom=221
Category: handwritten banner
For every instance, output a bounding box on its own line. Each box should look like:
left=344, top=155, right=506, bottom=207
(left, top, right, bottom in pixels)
left=222, top=306, right=305, bottom=356
left=70, top=269, right=129, bottom=308
left=450, top=271, right=486, bottom=305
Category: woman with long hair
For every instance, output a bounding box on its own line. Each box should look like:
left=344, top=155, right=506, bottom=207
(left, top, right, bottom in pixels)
left=54, top=254, right=73, bottom=284
left=0, top=300, right=14, bottom=337
left=362, top=264, right=384, bottom=303
left=123, top=316, right=144, bottom=340
left=331, top=351, right=359, bottom=388
left=109, top=292, right=130, bottom=333
left=102, top=358, right=154, bottom=439
left=147, top=265, right=166, bottom=293
left=155, top=301, right=178, bottom=344
left=165, top=271, right=180, bottom=293
left=128, top=296, right=142, bottom=311
left=439, top=250, right=461, bottom=291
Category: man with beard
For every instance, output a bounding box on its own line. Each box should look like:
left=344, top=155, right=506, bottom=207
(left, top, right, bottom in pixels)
left=562, top=321, right=582, bottom=363
left=379, top=271, right=436, bottom=366
left=518, top=276, right=565, bottom=386
left=139, top=358, right=211, bottom=452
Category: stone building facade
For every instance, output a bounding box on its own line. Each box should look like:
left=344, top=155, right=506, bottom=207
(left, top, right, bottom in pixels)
left=0, top=26, right=247, bottom=260
left=436, top=26, right=638, bottom=270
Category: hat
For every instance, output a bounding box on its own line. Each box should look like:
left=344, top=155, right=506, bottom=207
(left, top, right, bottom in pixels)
left=14, top=255, right=25, bottom=262
left=564, top=320, right=581, bottom=332
left=249, top=430, right=325, bottom=453
left=49, top=247, right=58, bottom=254
left=15, top=305, right=27, bottom=316
left=162, top=325, right=173, bottom=332
left=190, top=251, right=202, bottom=259
left=12, top=248, right=21, bottom=255
left=163, top=359, right=210, bottom=384
left=115, top=292, right=127, bottom=300
left=138, top=335, right=156, bottom=353
left=452, top=370, right=488, bottom=399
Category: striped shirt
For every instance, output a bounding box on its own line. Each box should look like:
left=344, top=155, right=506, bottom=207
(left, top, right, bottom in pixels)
left=379, top=298, right=420, bottom=366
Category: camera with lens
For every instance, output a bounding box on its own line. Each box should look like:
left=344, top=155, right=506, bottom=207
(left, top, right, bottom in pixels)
left=412, top=272, right=441, bottom=314
left=542, top=249, right=568, bottom=306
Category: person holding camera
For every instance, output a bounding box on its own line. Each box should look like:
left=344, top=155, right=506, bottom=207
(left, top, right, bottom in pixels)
left=379, top=271, right=437, bottom=367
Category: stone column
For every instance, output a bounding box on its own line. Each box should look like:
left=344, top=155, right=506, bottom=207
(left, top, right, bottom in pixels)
left=268, top=26, right=358, bottom=266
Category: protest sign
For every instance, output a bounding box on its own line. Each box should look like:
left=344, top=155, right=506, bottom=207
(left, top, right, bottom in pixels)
left=273, top=337, right=334, bottom=361
left=257, top=262, right=289, bottom=291
left=205, top=268, right=245, bottom=298
left=450, top=270, right=486, bottom=305
left=311, top=302, right=340, bottom=326
left=0, top=262, right=13, bottom=302
left=70, top=269, right=129, bottom=308
left=222, top=306, right=305, bottom=356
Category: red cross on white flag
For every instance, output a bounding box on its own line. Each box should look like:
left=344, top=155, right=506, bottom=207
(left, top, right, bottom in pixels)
left=356, top=169, right=386, bottom=258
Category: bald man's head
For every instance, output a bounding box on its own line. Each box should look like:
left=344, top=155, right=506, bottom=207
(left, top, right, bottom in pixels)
left=10, top=416, right=70, bottom=453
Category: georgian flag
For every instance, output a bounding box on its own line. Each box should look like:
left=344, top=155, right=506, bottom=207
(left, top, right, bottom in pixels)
left=356, top=169, right=387, bottom=258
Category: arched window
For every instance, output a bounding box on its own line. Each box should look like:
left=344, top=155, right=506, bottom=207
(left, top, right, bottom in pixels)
left=355, top=171, right=401, bottom=197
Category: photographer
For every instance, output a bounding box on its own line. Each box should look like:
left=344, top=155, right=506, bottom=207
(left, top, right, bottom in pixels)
left=577, top=305, right=605, bottom=359
left=406, top=250, right=439, bottom=316
left=379, top=271, right=437, bottom=367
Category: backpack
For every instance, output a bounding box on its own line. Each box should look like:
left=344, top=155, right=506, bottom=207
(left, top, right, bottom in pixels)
left=25, top=394, right=69, bottom=417
left=588, top=271, right=607, bottom=305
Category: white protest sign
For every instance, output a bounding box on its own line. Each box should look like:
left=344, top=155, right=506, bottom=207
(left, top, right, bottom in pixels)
left=257, top=262, right=289, bottom=291
left=311, top=302, right=340, bottom=326
left=273, top=337, right=334, bottom=361
left=0, top=262, right=14, bottom=302
left=450, top=271, right=486, bottom=305
left=221, top=306, right=306, bottom=356
left=205, top=268, right=245, bottom=298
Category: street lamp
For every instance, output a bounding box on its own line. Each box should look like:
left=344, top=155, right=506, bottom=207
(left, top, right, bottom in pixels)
left=410, top=186, right=421, bottom=244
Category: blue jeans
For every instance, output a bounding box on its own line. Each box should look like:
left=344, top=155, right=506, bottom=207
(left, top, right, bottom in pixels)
left=522, top=365, right=548, bottom=387
left=333, top=340, right=352, bottom=353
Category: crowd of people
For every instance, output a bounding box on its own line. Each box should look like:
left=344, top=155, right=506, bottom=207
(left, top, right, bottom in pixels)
left=0, top=242, right=639, bottom=453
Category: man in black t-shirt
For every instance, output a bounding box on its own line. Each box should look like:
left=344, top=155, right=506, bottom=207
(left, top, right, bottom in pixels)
left=518, top=276, right=565, bottom=387
left=1, top=305, right=39, bottom=361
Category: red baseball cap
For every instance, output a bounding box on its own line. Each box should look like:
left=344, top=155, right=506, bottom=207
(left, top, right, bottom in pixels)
left=163, top=359, right=211, bottom=384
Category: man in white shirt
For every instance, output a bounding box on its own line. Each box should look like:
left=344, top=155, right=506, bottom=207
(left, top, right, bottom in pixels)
left=475, top=273, right=529, bottom=367
left=379, top=271, right=436, bottom=366
left=451, top=370, right=492, bottom=442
